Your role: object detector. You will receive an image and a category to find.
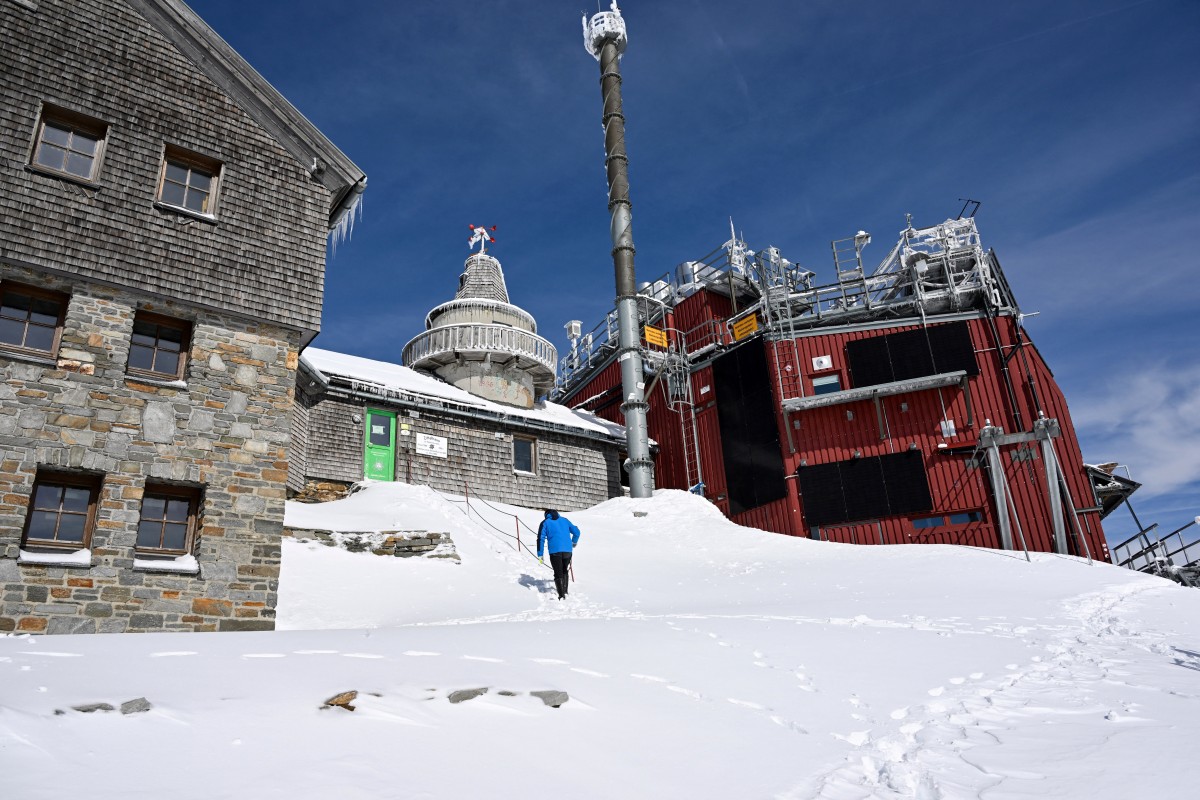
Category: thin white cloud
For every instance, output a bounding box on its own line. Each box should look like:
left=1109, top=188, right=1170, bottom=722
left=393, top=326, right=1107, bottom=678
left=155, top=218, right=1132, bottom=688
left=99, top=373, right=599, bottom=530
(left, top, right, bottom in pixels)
left=1072, top=361, right=1200, bottom=499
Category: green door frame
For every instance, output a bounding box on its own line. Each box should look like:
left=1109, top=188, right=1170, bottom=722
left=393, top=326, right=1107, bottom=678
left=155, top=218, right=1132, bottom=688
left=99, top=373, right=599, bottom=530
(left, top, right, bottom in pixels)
left=363, top=408, right=397, bottom=481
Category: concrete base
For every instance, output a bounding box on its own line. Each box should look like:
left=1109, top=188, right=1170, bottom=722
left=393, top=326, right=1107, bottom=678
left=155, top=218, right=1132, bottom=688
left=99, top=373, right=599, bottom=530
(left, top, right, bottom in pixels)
left=435, top=362, right=535, bottom=409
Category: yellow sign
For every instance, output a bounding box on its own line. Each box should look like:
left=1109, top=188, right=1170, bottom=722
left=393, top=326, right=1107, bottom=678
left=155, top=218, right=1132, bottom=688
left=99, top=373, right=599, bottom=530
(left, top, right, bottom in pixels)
left=643, top=325, right=668, bottom=348
left=731, top=314, right=759, bottom=341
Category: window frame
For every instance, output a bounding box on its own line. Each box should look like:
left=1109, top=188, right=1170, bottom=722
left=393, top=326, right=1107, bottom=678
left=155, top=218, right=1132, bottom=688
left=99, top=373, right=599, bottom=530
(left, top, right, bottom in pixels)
left=21, top=471, right=102, bottom=551
left=136, top=483, right=201, bottom=558
left=0, top=281, right=68, bottom=359
left=28, top=104, right=109, bottom=185
left=811, top=372, right=843, bottom=396
left=127, top=310, right=191, bottom=382
left=155, top=144, right=222, bottom=220
left=513, top=435, right=537, bottom=475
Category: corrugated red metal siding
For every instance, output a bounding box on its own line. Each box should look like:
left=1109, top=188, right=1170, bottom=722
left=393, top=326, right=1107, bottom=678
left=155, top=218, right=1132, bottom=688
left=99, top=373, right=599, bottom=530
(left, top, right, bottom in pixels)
left=673, top=289, right=733, bottom=351
left=562, top=308, right=1106, bottom=559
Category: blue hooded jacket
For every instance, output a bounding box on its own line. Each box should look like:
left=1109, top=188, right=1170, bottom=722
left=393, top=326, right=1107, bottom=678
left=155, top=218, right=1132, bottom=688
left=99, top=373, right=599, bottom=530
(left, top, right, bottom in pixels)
left=537, top=510, right=580, bottom=557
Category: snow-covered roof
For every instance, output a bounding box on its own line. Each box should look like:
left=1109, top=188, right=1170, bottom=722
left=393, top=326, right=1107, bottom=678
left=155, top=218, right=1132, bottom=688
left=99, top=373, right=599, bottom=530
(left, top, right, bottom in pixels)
left=301, top=348, right=626, bottom=440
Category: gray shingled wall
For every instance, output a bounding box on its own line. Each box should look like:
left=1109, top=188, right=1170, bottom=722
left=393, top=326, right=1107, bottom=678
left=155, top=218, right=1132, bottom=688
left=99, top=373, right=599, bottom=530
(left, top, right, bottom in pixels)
left=303, top=391, right=624, bottom=512
left=0, top=0, right=330, bottom=335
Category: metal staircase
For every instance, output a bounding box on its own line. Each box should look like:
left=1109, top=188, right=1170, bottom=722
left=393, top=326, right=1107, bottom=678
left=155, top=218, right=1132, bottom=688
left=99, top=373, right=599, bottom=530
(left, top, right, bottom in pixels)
left=1113, top=518, right=1200, bottom=587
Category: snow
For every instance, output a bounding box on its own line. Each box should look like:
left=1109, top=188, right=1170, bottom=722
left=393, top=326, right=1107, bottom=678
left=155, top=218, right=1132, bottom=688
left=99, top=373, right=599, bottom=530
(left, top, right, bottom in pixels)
left=18, top=548, right=91, bottom=566
left=132, top=553, right=199, bottom=574
left=302, top=347, right=626, bottom=438
left=3, top=483, right=1200, bottom=799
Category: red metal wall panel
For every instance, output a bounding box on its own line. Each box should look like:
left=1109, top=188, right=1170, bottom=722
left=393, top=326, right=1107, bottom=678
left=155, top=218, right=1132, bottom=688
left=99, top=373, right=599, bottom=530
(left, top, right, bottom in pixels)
left=562, top=309, right=1107, bottom=560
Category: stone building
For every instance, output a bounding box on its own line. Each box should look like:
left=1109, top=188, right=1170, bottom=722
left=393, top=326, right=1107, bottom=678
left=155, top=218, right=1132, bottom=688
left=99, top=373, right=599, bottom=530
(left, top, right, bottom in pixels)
left=0, top=0, right=365, bottom=633
left=293, top=242, right=626, bottom=510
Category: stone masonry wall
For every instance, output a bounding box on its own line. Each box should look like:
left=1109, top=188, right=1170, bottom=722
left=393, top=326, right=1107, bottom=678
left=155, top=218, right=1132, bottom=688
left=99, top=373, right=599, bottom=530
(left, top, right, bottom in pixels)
left=303, top=391, right=624, bottom=512
left=0, top=263, right=298, bottom=633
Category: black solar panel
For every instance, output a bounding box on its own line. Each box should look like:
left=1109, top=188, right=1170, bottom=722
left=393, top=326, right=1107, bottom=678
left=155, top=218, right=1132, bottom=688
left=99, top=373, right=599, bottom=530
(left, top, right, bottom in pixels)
left=713, top=340, right=788, bottom=515
left=797, top=462, right=846, bottom=526
left=880, top=451, right=934, bottom=515
left=846, top=321, right=979, bottom=388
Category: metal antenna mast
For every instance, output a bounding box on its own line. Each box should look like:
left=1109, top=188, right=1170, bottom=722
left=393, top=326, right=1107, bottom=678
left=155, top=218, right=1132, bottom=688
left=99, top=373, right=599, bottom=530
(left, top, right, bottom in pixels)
left=583, top=2, right=653, bottom=497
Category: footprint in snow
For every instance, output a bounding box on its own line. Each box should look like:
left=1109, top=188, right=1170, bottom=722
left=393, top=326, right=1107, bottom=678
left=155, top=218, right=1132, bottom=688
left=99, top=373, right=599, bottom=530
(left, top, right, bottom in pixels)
left=242, top=653, right=286, bottom=659
left=150, top=651, right=198, bottom=658
left=727, top=698, right=764, bottom=709
left=927, top=686, right=945, bottom=696
left=343, top=653, right=384, bottom=659
left=293, top=650, right=339, bottom=655
left=529, top=657, right=568, bottom=665
left=667, top=685, right=703, bottom=699
left=462, top=656, right=505, bottom=663
left=630, top=674, right=668, bottom=683
left=890, top=707, right=909, bottom=720
left=772, top=715, right=808, bottom=734
left=949, top=677, right=966, bottom=685
left=403, top=651, right=441, bottom=657
left=570, top=667, right=609, bottom=678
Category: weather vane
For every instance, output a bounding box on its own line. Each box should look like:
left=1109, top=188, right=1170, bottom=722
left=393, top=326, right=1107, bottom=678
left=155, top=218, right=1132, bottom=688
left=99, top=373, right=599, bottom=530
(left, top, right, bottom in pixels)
left=468, top=224, right=498, bottom=254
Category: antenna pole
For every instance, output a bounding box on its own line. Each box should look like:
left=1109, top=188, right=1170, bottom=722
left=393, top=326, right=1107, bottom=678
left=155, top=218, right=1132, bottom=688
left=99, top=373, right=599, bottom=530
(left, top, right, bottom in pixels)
left=583, top=3, right=654, bottom=498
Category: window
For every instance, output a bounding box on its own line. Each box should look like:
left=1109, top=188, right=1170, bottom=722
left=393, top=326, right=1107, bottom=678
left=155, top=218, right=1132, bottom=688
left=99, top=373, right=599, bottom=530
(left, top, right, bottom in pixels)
left=31, top=105, right=107, bottom=182
left=0, top=282, right=67, bottom=356
left=156, top=145, right=221, bottom=216
left=22, top=472, right=101, bottom=550
left=513, top=436, right=536, bottom=474
left=912, top=511, right=983, bottom=529
left=812, top=373, right=842, bottom=395
left=128, top=312, right=190, bottom=380
left=136, top=484, right=200, bottom=556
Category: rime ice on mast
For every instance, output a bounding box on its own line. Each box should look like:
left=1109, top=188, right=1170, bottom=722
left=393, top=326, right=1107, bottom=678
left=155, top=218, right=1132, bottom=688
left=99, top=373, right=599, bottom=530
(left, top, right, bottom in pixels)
left=401, top=227, right=557, bottom=409
left=582, top=1, right=655, bottom=498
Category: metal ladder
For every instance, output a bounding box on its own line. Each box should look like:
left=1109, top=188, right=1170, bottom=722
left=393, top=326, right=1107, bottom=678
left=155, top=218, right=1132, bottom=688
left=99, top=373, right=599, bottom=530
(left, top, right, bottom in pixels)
left=831, top=232, right=871, bottom=310
left=665, top=348, right=703, bottom=492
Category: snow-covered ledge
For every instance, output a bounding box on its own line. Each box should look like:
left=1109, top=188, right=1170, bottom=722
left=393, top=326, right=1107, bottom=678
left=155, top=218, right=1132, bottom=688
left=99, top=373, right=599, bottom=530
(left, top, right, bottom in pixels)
left=133, top=553, right=200, bottom=575
left=18, top=548, right=93, bottom=568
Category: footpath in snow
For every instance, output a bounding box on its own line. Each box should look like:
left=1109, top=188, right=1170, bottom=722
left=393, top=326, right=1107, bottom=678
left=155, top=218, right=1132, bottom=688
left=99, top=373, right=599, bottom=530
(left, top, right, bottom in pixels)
left=2, top=483, right=1198, bottom=799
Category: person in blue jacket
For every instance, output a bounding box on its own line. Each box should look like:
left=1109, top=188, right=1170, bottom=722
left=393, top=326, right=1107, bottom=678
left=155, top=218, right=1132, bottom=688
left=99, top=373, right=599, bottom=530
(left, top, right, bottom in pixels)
left=537, top=509, right=580, bottom=600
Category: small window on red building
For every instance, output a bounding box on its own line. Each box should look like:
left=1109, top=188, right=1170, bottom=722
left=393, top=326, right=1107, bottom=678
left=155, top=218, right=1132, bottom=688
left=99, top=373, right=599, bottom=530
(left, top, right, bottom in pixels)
left=812, top=373, right=841, bottom=395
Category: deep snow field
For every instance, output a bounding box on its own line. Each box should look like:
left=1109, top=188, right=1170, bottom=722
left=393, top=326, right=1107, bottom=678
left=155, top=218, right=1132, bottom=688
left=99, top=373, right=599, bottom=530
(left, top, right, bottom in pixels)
left=2, top=483, right=1198, bottom=799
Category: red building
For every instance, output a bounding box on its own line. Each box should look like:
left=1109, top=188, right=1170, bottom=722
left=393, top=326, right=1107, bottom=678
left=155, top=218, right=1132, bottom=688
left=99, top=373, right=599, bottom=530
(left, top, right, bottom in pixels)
left=556, top=218, right=1128, bottom=560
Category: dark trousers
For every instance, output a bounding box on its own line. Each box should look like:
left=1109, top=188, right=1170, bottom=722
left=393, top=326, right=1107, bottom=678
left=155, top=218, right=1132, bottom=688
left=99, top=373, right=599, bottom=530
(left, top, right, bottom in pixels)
left=549, top=552, right=572, bottom=598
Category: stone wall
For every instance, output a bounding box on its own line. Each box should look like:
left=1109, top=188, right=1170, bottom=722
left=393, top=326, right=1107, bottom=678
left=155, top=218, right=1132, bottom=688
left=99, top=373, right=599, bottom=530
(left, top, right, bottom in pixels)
left=0, top=263, right=298, bottom=633
left=301, top=389, right=624, bottom=511
left=283, top=528, right=459, bottom=561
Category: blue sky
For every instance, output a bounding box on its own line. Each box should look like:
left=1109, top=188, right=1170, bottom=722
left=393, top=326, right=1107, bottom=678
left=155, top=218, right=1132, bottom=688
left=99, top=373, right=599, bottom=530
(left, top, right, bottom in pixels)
left=187, top=0, right=1199, bottom=543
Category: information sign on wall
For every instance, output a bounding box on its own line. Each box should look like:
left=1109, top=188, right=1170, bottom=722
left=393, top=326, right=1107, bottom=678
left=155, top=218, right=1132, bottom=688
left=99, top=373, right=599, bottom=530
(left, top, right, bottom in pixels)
left=415, top=433, right=448, bottom=459
left=643, top=325, right=668, bottom=348
left=731, top=314, right=759, bottom=341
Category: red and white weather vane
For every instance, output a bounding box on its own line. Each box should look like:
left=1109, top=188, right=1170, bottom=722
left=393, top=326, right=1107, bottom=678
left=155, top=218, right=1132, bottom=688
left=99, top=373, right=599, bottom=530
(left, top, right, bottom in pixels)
left=468, top=224, right=498, bottom=254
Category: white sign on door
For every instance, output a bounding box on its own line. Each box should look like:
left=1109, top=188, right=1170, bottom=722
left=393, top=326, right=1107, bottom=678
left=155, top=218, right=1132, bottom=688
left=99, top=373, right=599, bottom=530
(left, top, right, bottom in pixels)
left=415, top=433, right=448, bottom=459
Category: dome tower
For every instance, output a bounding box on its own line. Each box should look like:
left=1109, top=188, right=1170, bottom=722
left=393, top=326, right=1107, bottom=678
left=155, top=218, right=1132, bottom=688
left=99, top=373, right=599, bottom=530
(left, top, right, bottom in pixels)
left=402, top=227, right=557, bottom=408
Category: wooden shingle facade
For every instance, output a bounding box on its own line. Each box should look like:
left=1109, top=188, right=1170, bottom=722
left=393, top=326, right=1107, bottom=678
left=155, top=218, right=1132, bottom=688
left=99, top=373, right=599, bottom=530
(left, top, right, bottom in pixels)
left=0, top=0, right=365, bottom=633
left=294, top=351, right=626, bottom=512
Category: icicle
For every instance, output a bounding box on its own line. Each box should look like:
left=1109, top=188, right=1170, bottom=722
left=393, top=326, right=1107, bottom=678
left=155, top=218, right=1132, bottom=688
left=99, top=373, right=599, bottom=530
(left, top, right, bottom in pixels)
left=329, top=190, right=364, bottom=255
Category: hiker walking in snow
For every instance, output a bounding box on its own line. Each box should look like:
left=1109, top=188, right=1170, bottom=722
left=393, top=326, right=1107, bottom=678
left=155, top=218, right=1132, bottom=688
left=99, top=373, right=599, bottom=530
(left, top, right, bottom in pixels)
left=537, top=509, right=580, bottom=600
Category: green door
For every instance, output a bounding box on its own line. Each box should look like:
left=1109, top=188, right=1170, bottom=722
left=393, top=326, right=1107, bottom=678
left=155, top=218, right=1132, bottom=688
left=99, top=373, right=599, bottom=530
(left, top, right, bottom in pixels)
left=363, top=408, right=396, bottom=481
